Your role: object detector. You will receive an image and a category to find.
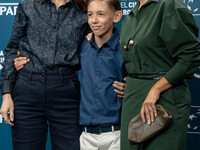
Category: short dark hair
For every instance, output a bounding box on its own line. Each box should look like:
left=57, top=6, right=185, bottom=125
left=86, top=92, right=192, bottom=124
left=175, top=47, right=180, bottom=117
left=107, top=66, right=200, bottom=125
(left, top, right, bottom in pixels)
left=87, top=0, right=121, bottom=11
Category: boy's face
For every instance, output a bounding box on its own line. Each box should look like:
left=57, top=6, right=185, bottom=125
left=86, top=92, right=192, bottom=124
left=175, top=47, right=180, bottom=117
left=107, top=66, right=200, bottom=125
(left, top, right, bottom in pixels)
left=87, top=0, right=117, bottom=38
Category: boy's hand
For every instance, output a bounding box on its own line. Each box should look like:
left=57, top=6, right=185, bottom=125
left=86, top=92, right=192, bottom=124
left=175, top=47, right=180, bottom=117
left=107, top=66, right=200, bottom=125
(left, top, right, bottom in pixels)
left=113, top=77, right=126, bottom=99
left=14, top=51, right=30, bottom=71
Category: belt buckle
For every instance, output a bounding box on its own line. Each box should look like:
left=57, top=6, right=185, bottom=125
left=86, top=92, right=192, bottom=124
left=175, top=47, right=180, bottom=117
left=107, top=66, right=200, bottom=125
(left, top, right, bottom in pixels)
left=155, top=76, right=161, bottom=80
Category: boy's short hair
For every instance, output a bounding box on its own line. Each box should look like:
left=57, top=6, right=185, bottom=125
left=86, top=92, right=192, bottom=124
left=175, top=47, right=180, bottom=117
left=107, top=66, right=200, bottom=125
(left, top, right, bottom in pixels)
left=87, top=0, right=121, bottom=11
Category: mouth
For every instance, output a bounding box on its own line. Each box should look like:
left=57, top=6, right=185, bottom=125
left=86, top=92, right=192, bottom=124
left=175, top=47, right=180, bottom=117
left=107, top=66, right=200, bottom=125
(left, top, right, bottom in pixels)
left=92, top=26, right=101, bottom=30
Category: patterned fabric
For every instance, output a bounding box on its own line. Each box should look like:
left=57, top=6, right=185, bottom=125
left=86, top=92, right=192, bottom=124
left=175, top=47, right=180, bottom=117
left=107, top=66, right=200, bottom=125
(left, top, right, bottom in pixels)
left=1, top=0, right=89, bottom=94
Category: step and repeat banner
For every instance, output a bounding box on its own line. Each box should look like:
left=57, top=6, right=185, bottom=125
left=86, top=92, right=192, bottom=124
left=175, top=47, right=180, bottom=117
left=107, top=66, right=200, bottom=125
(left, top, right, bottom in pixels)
left=0, top=0, right=199, bottom=150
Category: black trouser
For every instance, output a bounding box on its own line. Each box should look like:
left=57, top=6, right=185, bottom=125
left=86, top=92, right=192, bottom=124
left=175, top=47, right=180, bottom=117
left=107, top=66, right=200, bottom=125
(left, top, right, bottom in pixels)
left=11, top=68, right=81, bottom=150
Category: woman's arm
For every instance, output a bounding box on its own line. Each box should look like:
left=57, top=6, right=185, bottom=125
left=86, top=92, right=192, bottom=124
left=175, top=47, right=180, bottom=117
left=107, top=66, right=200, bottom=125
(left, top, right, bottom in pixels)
left=1, top=2, right=27, bottom=126
left=140, top=77, right=172, bottom=125
left=141, top=6, right=200, bottom=125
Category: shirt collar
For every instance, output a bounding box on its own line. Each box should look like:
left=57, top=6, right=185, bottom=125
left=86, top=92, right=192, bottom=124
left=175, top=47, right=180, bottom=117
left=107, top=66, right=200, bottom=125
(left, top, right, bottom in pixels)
left=130, top=0, right=159, bottom=16
left=90, top=27, right=120, bottom=51
left=40, top=0, right=73, bottom=5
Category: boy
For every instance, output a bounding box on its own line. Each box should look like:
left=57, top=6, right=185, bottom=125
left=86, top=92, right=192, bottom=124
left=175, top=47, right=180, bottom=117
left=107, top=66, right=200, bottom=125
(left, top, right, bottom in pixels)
left=79, top=0, right=125, bottom=149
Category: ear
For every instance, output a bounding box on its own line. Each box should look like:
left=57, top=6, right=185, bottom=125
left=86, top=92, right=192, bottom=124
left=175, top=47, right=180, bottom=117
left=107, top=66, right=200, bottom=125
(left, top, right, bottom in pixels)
left=113, top=11, right=122, bottom=23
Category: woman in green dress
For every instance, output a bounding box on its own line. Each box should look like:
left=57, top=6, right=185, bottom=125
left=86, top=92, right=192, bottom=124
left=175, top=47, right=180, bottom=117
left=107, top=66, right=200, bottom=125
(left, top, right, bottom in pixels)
left=120, top=0, right=200, bottom=149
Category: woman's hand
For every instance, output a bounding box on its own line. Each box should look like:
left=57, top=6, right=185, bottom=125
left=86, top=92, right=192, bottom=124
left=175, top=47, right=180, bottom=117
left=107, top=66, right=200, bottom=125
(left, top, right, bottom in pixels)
left=14, top=51, right=30, bottom=71
left=85, top=33, right=92, bottom=41
left=0, top=93, right=14, bottom=126
left=140, top=87, right=160, bottom=125
left=113, top=77, right=127, bottom=99
left=140, top=77, right=172, bottom=125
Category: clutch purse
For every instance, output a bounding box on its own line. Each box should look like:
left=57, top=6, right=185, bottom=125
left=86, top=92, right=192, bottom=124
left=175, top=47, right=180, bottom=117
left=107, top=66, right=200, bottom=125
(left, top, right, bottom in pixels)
left=128, top=104, right=173, bottom=144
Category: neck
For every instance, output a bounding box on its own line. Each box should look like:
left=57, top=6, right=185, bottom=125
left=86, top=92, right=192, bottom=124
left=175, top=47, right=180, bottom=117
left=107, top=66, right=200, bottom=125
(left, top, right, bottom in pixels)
left=139, top=0, right=148, bottom=10
left=52, top=0, right=69, bottom=10
left=94, top=29, right=113, bottom=48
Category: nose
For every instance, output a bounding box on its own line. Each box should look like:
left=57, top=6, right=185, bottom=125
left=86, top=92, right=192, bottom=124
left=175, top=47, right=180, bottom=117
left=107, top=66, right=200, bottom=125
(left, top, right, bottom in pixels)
left=91, top=15, right=98, bottom=23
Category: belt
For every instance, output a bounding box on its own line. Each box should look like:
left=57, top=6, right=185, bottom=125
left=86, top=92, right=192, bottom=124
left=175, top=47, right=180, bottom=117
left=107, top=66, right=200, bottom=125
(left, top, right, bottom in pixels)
left=81, top=125, right=120, bottom=134
left=128, top=72, right=167, bottom=80
left=18, top=68, right=77, bottom=81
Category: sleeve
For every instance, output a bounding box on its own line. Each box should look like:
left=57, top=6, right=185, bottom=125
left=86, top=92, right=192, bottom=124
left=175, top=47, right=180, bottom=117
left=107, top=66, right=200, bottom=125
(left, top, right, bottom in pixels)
left=1, top=3, right=27, bottom=95
left=159, top=7, right=200, bottom=86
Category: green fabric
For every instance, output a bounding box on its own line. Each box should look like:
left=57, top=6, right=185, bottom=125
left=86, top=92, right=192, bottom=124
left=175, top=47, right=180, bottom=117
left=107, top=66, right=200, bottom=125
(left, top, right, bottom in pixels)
left=120, top=0, right=200, bottom=149
left=120, top=0, right=200, bottom=85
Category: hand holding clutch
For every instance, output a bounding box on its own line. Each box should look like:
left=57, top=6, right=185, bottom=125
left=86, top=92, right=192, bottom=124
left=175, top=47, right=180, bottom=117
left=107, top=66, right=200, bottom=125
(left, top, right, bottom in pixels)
left=128, top=104, right=173, bottom=144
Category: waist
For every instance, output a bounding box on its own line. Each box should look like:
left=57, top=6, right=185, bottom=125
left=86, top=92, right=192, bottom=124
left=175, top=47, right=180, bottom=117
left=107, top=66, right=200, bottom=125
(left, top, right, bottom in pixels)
left=81, top=124, right=120, bottom=134
left=128, top=72, right=167, bottom=80
left=18, top=68, right=77, bottom=81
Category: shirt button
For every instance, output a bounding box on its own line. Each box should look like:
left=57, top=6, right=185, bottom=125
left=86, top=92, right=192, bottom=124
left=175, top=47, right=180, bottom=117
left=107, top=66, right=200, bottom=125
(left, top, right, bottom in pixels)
left=40, top=73, right=45, bottom=78
left=52, top=26, right=57, bottom=29
left=96, top=70, right=99, bottom=72
left=129, top=40, right=134, bottom=45
left=123, top=45, right=127, bottom=50
left=94, top=85, right=97, bottom=88
left=97, top=53, right=101, bottom=56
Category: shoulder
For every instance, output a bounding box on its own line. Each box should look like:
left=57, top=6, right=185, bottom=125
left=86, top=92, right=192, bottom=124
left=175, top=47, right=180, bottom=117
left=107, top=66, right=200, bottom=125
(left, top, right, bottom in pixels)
left=158, top=0, right=190, bottom=19
left=19, top=0, right=35, bottom=5
left=18, top=0, right=35, bottom=9
left=80, top=38, right=91, bottom=55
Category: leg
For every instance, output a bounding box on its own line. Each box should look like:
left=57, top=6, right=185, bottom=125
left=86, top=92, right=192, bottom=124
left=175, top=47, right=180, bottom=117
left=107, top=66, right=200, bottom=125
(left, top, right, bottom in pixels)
left=12, top=75, right=47, bottom=150
left=80, top=132, right=98, bottom=150
left=99, top=131, right=120, bottom=150
left=46, top=77, right=81, bottom=150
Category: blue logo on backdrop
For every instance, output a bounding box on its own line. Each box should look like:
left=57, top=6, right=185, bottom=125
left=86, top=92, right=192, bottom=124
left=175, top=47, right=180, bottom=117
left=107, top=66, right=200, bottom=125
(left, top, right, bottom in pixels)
left=183, top=0, right=200, bottom=15
left=0, top=50, right=4, bottom=71
left=188, top=106, right=200, bottom=134
left=0, top=3, right=18, bottom=16
left=120, top=0, right=137, bottom=15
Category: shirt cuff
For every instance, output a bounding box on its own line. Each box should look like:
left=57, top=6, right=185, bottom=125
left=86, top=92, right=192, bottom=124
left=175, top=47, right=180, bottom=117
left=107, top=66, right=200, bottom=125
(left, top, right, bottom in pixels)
left=1, top=80, right=13, bottom=95
left=164, top=61, right=190, bottom=86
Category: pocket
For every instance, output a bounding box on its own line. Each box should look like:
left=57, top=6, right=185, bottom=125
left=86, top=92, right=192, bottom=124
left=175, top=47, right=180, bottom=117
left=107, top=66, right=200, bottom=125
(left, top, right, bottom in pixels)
left=12, top=75, right=23, bottom=95
left=171, top=84, right=191, bottom=109
left=70, top=77, right=80, bottom=95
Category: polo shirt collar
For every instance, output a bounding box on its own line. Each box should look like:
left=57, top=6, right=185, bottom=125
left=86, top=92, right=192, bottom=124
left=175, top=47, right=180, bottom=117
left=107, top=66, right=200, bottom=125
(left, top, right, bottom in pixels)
left=131, top=0, right=159, bottom=16
left=90, top=27, right=120, bottom=50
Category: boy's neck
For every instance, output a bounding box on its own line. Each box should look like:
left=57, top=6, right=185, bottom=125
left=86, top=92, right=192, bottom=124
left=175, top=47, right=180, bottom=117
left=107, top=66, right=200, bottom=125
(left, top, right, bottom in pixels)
left=94, top=29, right=114, bottom=48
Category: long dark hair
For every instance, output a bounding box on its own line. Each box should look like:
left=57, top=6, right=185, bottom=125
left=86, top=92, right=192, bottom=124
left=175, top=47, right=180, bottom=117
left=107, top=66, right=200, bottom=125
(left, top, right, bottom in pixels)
left=39, top=0, right=87, bottom=11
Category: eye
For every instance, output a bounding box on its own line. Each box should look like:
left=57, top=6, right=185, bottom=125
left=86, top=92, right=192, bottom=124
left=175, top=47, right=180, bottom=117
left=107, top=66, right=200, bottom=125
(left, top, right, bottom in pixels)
left=87, top=13, right=93, bottom=17
left=99, top=13, right=104, bottom=16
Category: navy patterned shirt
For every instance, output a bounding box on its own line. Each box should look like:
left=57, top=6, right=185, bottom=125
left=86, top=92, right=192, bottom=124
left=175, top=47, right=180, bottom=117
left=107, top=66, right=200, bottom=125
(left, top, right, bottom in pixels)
left=1, top=0, right=88, bottom=94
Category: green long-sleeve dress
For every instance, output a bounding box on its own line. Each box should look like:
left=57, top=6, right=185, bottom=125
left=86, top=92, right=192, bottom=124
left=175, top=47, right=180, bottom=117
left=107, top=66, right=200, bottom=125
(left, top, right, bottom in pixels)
left=120, top=0, right=200, bottom=149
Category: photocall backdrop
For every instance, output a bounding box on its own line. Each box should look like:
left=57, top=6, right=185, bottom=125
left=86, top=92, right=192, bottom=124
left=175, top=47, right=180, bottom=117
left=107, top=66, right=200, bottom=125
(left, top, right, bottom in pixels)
left=0, top=0, right=199, bottom=150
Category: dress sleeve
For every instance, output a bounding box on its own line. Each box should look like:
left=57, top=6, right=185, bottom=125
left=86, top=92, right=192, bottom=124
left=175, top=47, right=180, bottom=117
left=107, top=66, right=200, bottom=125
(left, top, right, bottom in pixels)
left=159, top=7, right=200, bottom=86
left=1, top=3, right=27, bottom=95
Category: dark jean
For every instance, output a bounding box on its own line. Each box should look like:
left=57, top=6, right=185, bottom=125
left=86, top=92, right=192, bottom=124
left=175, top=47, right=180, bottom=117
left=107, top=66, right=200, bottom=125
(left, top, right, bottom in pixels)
left=11, top=68, right=81, bottom=150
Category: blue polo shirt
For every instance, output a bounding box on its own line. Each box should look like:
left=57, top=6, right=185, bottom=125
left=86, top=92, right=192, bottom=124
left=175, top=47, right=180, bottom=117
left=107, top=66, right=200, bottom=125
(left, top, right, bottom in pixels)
left=79, top=28, right=125, bottom=126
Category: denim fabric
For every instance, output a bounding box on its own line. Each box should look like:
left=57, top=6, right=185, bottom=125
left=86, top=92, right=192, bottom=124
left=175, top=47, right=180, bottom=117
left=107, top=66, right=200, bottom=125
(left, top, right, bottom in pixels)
left=11, top=68, right=81, bottom=150
left=1, top=0, right=88, bottom=94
